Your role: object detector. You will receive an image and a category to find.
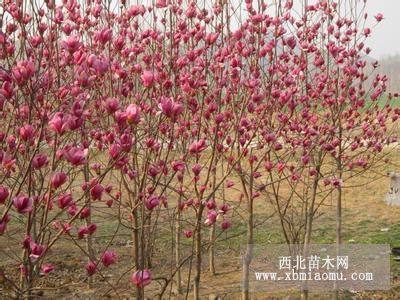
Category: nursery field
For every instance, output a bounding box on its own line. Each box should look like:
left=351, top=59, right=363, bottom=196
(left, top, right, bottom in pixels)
left=2, top=151, right=400, bottom=299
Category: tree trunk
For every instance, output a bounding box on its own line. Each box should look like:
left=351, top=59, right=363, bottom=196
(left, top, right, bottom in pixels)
left=242, top=197, right=253, bottom=300
left=209, top=224, right=216, bottom=275
left=334, top=127, right=343, bottom=299
left=304, top=168, right=320, bottom=245
left=132, top=208, right=143, bottom=299
left=83, top=165, right=94, bottom=287
left=334, top=182, right=343, bottom=300
left=193, top=205, right=204, bottom=300
left=336, top=185, right=342, bottom=245
left=175, top=206, right=182, bottom=294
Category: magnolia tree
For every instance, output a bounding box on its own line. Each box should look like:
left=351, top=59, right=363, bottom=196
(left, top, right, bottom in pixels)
left=0, top=0, right=398, bottom=299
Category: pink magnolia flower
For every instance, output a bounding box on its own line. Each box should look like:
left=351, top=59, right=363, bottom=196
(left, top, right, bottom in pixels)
left=265, top=133, right=276, bottom=143
left=2, top=153, right=16, bottom=172
left=32, top=153, right=48, bottom=169
left=301, top=155, right=310, bottom=165
left=101, top=251, right=117, bottom=267
left=0, top=186, right=9, bottom=204
left=172, top=160, right=185, bottom=172
left=85, top=261, right=97, bottom=276
left=184, top=230, right=193, bottom=238
left=131, top=269, right=152, bottom=288
left=29, top=242, right=45, bottom=261
left=141, top=70, right=155, bottom=87
left=332, top=178, right=343, bottom=188
left=91, top=163, right=101, bottom=174
left=0, top=214, right=10, bottom=234
left=323, top=178, right=331, bottom=186
left=7, top=135, right=16, bottom=150
left=78, top=224, right=97, bottom=238
left=192, top=164, right=202, bottom=176
left=148, top=165, right=161, bottom=177
left=205, top=33, right=219, bottom=45
left=80, top=207, right=91, bottom=219
left=159, top=97, right=184, bottom=120
left=185, top=199, right=194, bottom=208
left=189, top=139, right=207, bottom=154
left=105, top=185, right=113, bottom=194
left=91, top=57, right=109, bottom=74
left=61, top=223, right=72, bottom=233
left=12, top=60, right=35, bottom=85
left=68, top=205, right=77, bottom=216
left=277, top=162, right=285, bottom=173
left=206, top=200, right=216, bottom=210
left=264, top=161, right=274, bottom=171
left=375, top=13, right=384, bottom=22
left=49, top=112, right=68, bottom=135
left=274, top=142, right=283, bottom=151
left=309, top=168, right=317, bottom=176
left=51, top=172, right=68, bottom=189
left=214, top=113, right=224, bottom=124
left=95, top=28, right=113, bottom=44
left=13, top=195, right=33, bottom=214
left=221, top=219, right=231, bottom=230
left=109, top=144, right=122, bottom=160
left=0, top=221, right=7, bottom=234
left=226, top=180, right=234, bottom=188
left=125, top=168, right=136, bottom=180
left=61, top=35, right=81, bottom=53
left=285, top=36, right=297, bottom=49
left=0, top=81, right=13, bottom=101
left=291, top=173, right=300, bottom=182
left=219, top=203, right=230, bottom=214
left=128, top=5, right=145, bottom=17
left=145, top=194, right=160, bottom=210
left=125, top=104, right=141, bottom=124
left=204, top=210, right=218, bottom=226
left=41, top=264, right=54, bottom=274
left=64, top=147, right=87, bottom=166
left=105, top=97, right=120, bottom=113
left=19, top=124, right=35, bottom=141
left=0, top=31, right=5, bottom=44
left=156, top=0, right=168, bottom=8
left=90, top=184, right=104, bottom=200
left=57, top=193, right=73, bottom=209
left=23, top=235, right=32, bottom=249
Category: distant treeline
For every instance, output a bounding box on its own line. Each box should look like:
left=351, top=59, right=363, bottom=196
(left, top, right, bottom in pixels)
left=378, top=54, right=400, bottom=92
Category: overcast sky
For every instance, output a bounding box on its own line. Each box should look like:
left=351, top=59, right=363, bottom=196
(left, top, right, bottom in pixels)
left=366, top=0, right=400, bottom=58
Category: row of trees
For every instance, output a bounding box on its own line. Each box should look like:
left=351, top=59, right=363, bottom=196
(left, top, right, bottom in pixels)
left=0, top=0, right=398, bottom=298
